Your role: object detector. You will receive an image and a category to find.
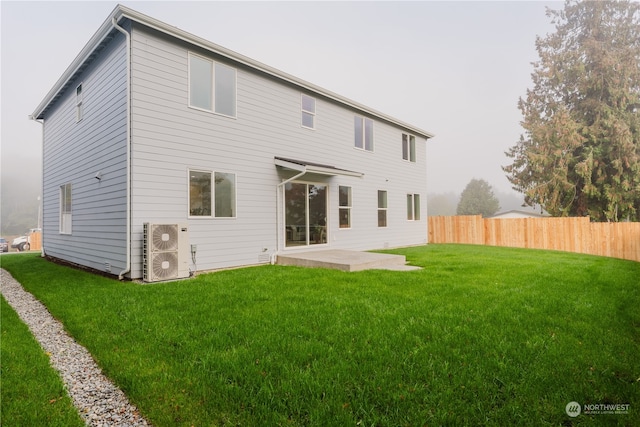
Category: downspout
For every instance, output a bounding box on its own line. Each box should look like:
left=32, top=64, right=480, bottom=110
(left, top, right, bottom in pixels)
left=28, top=116, right=45, bottom=258
left=113, top=17, right=132, bottom=280
left=275, top=168, right=307, bottom=260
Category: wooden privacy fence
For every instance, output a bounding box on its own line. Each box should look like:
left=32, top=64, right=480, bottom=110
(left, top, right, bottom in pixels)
left=428, top=215, right=640, bottom=263
left=28, top=231, right=42, bottom=251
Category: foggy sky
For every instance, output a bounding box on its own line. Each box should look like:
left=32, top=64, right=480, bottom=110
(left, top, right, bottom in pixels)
left=1, top=1, right=560, bottom=200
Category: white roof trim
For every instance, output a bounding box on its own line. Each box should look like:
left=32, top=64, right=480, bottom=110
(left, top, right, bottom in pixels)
left=31, top=4, right=435, bottom=139
left=31, top=7, right=123, bottom=120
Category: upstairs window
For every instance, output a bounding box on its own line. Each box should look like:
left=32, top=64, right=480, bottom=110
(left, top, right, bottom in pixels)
left=189, top=53, right=236, bottom=117
left=354, top=116, right=374, bottom=151
left=214, top=63, right=236, bottom=117
left=76, top=84, right=83, bottom=122
left=377, top=190, right=387, bottom=227
left=402, top=134, right=416, bottom=162
left=60, top=183, right=72, bottom=234
left=339, top=185, right=352, bottom=228
left=301, top=94, right=316, bottom=129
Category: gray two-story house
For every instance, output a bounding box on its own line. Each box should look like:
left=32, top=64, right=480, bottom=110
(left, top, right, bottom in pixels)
left=31, top=4, right=434, bottom=280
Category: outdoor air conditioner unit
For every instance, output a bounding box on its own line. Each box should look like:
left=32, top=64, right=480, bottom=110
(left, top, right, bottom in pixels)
left=143, top=223, right=190, bottom=282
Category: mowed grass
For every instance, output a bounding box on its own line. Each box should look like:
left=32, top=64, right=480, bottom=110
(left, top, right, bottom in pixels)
left=1, top=296, right=85, bottom=426
left=1, top=244, right=639, bottom=426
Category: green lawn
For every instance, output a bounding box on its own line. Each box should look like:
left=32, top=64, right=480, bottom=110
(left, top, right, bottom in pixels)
left=1, top=296, right=85, bottom=426
left=1, top=245, right=638, bottom=426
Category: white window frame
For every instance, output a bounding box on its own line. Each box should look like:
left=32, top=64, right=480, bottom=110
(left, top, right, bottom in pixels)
left=402, top=133, right=416, bottom=162
left=338, top=185, right=352, bottom=229
left=76, top=83, right=83, bottom=122
left=188, top=52, right=237, bottom=118
left=60, top=183, right=72, bottom=234
left=407, top=193, right=421, bottom=221
left=301, top=94, right=316, bottom=129
left=188, top=168, right=237, bottom=219
left=377, top=190, right=387, bottom=227
left=354, top=116, right=374, bottom=152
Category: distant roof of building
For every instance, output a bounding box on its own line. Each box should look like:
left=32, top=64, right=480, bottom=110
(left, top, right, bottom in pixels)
left=489, top=210, right=550, bottom=218
left=31, top=4, right=435, bottom=140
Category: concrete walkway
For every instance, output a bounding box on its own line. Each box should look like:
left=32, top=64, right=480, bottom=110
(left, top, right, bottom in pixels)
left=276, top=249, right=421, bottom=272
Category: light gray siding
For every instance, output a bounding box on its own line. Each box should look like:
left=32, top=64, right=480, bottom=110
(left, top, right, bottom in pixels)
left=41, top=30, right=128, bottom=274
left=128, top=24, right=427, bottom=277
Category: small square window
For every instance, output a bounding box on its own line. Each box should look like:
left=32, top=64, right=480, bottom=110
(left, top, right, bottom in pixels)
left=402, top=134, right=416, bottom=162
left=301, top=94, right=316, bottom=129
left=76, top=84, right=83, bottom=122
left=355, top=116, right=374, bottom=151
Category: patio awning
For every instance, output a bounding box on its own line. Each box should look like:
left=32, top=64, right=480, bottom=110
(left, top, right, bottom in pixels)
left=274, top=157, right=364, bottom=177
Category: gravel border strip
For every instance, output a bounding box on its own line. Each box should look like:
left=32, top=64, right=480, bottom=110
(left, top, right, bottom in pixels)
left=1, top=269, right=150, bottom=426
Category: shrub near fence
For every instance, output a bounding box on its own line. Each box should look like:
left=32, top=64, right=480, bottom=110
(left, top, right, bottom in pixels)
left=428, top=215, right=640, bottom=263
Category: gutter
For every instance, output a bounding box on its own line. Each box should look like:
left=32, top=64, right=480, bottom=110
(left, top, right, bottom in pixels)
left=28, top=116, right=46, bottom=258
left=112, top=17, right=132, bottom=280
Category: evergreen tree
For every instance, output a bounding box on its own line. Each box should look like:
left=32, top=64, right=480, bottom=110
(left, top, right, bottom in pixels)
left=503, top=0, right=640, bottom=221
left=457, top=179, right=500, bottom=217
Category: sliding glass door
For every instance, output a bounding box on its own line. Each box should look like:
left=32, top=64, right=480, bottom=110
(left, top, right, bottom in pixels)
left=285, top=182, right=327, bottom=247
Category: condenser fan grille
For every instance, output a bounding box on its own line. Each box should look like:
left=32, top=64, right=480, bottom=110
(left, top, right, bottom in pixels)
left=152, top=252, right=179, bottom=280
left=143, top=222, right=189, bottom=283
left=152, top=224, right=178, bottom=252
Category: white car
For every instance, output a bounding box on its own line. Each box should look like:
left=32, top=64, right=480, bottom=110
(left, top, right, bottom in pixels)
left=11, top=228, right=41, bottom=252
left=11, top=235, right=30, bottom=251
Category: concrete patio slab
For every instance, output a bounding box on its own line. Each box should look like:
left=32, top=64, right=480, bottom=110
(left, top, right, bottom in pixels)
left=276, top=249, right=421, bottom=272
